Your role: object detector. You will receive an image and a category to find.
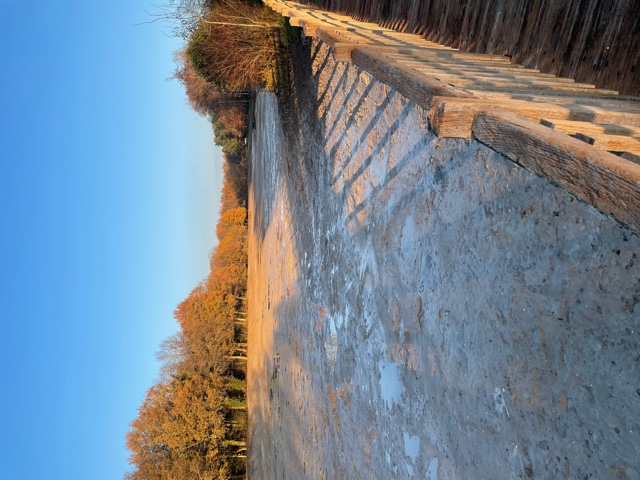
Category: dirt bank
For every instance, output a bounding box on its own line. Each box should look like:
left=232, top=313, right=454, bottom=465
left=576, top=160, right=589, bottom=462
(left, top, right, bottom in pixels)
left=247, top=38, right=640, bottom=479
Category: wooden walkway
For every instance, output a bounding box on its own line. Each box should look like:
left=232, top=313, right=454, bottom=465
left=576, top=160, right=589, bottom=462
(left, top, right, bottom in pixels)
left=264, top=0, right=640, bottom=234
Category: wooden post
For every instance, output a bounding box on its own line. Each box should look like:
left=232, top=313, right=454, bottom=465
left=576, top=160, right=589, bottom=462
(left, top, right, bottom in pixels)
left=300, top=20, right=319, bottom=37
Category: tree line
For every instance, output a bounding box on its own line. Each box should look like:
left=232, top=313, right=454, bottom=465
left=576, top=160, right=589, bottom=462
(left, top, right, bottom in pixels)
left=125, top=192, right=249, bottom=480
left=125, top=0, right=293, bottom=478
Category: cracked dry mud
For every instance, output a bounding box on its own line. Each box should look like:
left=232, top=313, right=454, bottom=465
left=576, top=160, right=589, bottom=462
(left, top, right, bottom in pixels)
left=247, top=39, right=640, bottom=480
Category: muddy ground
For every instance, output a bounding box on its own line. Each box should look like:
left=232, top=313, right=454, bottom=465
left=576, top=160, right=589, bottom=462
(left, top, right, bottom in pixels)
left=247, top=38, right=640, bottom=479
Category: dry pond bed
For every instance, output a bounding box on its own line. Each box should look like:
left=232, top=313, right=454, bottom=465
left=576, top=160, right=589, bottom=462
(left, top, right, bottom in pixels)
left=247, top=39, right=640, bottom=480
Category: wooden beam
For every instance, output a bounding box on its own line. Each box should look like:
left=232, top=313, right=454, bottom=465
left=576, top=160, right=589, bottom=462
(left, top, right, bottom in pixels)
left=589, top=134, right=640, bottom=155
left=350, top=47, right=473, bottom=107
left=379, top=32, right=432, bottom=39
left=472, top=110, right=640, bottom=233
left=538, top=120, right=640, bottom=155
left=383, top=49, right=512, bottom=63
left=429, top=97, right=640, bottom=139
left=468, top=90, right=628, bottom=104
left=538, top=119, right=640, bottom=138
left=330, top=43, right=354, bottom=62
left=336, top=31, right=457, bottom=50
left=388, top=57, right=527, bottom=70
left=299, top=20, right=319, bottom=37
left=392, top=61, right=555, bottom=78
left=315, top=27, right=350, bottom=47
left=403, top=70, right=605, bottom=93
left=394, top=65, right=592, bottom=86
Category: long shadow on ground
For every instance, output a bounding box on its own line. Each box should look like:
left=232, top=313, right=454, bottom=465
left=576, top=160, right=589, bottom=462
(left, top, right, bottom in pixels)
left=248, top=33, right=640, bottom=480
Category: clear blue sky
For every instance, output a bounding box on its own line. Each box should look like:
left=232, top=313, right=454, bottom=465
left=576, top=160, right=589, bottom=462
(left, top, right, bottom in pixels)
left=0, top=1, right=223, bottom=478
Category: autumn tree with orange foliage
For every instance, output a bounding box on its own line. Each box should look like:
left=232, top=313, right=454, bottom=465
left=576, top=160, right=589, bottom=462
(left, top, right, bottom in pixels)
left=126, top=0, right=260, bottom=476
left=125, top=371, right=231, bottom=480
left=216, top=207, right=247, bottom=239
left=127, top=137, right=249, bottom=479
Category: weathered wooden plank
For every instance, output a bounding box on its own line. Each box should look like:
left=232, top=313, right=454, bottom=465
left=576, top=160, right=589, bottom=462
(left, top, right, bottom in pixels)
left=327, top=47, right=533, bottom=73
left=538, top=119, right=640, bottom=138
left=472, top=110, right=640, bottom=233
left=297, top=20, right=320, bottom=37
left=539, top=121, right=640, bottom=155
left=584, top=134, right=640, bottom=155
left=331, top=43, right=355, bottom=62
left=393, top=61, right=553, bottom=78
left=315, top=28, right=351, bottom=47
left=429, top=97, right=640, bottom=139
left=381, top=32, right=431, bottom=39
left=288, top=16, right=303, bottom=27
left=387, top=56, right=526, bottom=70
left=383, top=49, right=513, bottom=63
left=350, top=47, right=473, bottom=106
left=404, top=70, right=605, bottom=93
left=286, top=9, right=344, bottom=27
left=372, top=31, right=457, bottom=43
left=336, top=22, right=420, bottom=38
left=335, top=30, right=458, bottom=49
left=474, top=85, right=611, bottom=97
left=323, top=38, right=513, bottom=61
left=468, top=91, right=631, bottom=104
left=329, top=31, right=414, bottom=46
left=399, top=67, right=592, bottom=87
left=308, top=17, right=361, bottom=31
left=398, top=64, right=570, bottom=81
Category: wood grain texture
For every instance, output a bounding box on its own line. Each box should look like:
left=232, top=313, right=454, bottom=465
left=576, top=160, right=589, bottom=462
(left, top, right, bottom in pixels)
left=331, top=43, right=355, bottom=62
left=383, top=49, right=511, bottom=63
left=350, top=47, right=472, bottom=107
left=299, top=20, right=320, bottom=37
left=400, top=71, right=604, bottom=93
left=337, top=30, right=455, bottom=48
left=430, top=97, right=640, bottom=139
left=288, top=16, right=304, bottom=27
left=540, top=119, right=640, bottom=157
left=391, top=62, right=559, bottom=78
left=472, top=110, right=640, bottom=233
left=585, top=134, right=640, bottom=155
left=554, top=130, right=640, bottom=155
left=539, top=120, right=640, bottom=138
left=469, top=91, right=636, bottom=104
left=315, top=28, right=349, bottom=47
